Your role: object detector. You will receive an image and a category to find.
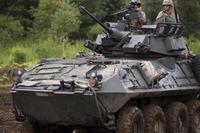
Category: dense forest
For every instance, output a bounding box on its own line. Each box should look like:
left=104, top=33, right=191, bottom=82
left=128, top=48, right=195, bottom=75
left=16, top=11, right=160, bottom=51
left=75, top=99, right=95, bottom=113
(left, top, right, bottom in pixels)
left=0, top=0, right=200, bottom=67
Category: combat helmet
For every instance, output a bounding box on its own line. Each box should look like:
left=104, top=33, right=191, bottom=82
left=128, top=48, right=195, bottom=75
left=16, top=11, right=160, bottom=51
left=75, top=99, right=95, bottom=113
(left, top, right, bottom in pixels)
left=131, top=0, right=141, bottom=6
left=163, top=0, right=173, bottom=6
left=131, top=0, right=141, bottom=4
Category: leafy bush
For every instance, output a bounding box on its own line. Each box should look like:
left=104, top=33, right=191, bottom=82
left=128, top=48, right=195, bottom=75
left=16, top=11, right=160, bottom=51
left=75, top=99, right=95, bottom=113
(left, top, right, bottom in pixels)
left=0, top=15, right=24, bottom=44
left=10, top=46, right=28, bottom=64
left=50, top=2, right=80, bottom=42
left=141, top=0, right=162, bottom=23
left=0, top=36, right=89, bottom=66
left=33, top=0, right=59, bottom=33
left=65, top=40, right=90, bottom=58
left=34, top=0, right=80, bottom=42
left=71, top=0, right=128, bottom=38
left=0, top=46, right=7, bottom=64
left=32, top=37, right=63, bottom=59
left=87, top=24, right=104, bottom=40
left=187, top=37, right=200, bottom=54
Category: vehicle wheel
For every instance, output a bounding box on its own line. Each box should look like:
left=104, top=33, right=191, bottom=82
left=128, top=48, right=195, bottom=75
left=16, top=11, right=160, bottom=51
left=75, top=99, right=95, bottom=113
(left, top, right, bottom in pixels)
left=116, top=106, right=144, bottom=133
left=192, top=55, right=200, bottom=82
left=165, top=102, right=189, bottom=133
left=186, top=100, right=200, bottom=133
left=143, top=105, right=166, bottom=133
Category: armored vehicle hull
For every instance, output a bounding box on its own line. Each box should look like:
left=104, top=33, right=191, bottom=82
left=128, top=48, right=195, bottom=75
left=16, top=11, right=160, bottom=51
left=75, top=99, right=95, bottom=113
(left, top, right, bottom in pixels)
left=11, top=57, right=200, bottom=133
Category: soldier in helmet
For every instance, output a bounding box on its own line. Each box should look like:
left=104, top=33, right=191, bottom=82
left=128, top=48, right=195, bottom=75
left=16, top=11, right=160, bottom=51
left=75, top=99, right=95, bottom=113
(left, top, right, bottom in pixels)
left=156, top=0, right=174, bottom=20
left=128, top=0, right=147, bottom=30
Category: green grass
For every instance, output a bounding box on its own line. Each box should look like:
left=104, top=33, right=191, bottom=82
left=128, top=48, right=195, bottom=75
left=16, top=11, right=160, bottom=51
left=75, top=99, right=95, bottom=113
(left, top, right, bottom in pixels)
left=0, top=37, right=89, bottom=67
left=0, top=37, right=90, bottom=85
left=0, top=36, right=200, bottom=69
left=0, top=84, right=11, bottom=89
left=187, top=37, right=200, bottom=54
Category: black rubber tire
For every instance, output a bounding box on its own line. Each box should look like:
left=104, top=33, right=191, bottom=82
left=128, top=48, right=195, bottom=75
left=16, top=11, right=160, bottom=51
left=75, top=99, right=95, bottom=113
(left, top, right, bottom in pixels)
left=143, top=105, right=166, bottom=133
left=192, top=55, right=200, bottom=82
left=186, top=100, right=200, bottom=133
left=165, top=102, right=189, bottom=133
left=116, top=106, right=144, bottom=133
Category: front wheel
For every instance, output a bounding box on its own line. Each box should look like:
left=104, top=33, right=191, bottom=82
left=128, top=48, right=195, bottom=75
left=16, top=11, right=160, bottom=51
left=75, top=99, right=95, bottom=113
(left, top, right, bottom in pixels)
left=116, top=106, right=144, bottom=133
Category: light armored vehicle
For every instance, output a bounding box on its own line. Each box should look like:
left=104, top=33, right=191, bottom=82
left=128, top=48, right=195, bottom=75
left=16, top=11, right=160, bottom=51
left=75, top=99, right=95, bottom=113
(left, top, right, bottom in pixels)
left=11, top=6, right=200, bottom=133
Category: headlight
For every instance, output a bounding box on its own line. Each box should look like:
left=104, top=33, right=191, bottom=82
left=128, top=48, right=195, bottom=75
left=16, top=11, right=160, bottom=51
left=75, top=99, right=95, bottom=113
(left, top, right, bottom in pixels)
left=17, top=70, right=23, bottom=76
left=8, top=68, right=26, bottom=82
left=91, top=72, right=97, bottom=79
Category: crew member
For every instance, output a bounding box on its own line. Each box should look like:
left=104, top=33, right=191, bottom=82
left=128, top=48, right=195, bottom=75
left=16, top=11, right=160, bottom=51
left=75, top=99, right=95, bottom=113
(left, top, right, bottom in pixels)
left=156, top=0, right=174, bottom=20
left=128, top=0, right=146, bottom=30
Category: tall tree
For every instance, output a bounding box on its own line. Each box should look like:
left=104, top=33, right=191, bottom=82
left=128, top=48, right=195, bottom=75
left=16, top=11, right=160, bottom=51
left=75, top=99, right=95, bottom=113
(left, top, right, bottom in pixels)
left=0, top=15, right=24, bottom=45
left=33, top=0, right=80, bottom=57
left=34, top=0, right=80, bottom=36
left=71, top=0, right=128, bottom=38
left=0, top=0, right=38, bottom=31
left=141, top=0, right=162, bottom=23
left=176, top=0, right=200, bottom=37
left=51, top=0, right=80, bottom=57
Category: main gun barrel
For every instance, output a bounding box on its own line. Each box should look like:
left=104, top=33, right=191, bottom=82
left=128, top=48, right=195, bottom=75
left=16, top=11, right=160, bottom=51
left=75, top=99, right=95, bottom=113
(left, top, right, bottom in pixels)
left=80, top=6, right=113, bottom=34
left=111, top=9, right=128, bottom=17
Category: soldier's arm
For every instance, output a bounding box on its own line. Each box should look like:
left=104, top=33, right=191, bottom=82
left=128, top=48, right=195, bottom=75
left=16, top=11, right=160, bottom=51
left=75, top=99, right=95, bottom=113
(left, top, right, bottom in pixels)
left=141, top=11, right=147, bottom=24
left=156, top=11, right=164, bottom=20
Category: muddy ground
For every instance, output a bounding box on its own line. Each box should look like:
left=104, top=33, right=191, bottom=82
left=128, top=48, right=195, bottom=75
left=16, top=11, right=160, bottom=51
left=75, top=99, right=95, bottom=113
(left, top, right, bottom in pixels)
left=0, top=88, right=23, bottom=133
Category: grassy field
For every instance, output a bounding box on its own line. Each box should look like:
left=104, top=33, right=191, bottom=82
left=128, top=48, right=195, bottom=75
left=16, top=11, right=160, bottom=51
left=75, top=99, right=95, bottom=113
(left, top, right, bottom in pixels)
left=0, top=37, right=200, bottom=67
left=0, top=37, right=90, bottom=85
left=0, top=37, right=199, bottom=68
left=0, top=37, right=89, bottom=68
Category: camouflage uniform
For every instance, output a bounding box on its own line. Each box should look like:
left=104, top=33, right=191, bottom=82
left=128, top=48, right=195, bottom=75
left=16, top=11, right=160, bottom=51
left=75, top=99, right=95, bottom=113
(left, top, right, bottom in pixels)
left=129, top=0, right=146, bottom=30
left=156, top=0, right=174, bottom=20
left=129, top=8, right=146, bottom=30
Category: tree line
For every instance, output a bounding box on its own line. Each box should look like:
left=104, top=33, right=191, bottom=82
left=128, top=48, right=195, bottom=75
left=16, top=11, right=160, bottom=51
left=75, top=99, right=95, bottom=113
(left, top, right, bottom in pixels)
left=0, top=0, right=199, bottom=45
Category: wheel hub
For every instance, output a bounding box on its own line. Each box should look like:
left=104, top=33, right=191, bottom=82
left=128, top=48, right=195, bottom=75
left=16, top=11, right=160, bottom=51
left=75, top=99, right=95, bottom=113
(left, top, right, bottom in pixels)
left=134, top=122, right=139, bottom=133
left=178, top=116, right=185, bottom=132
left=194, top=112, right=200, bottom=129
left=154, top=119, right=164, bottom=133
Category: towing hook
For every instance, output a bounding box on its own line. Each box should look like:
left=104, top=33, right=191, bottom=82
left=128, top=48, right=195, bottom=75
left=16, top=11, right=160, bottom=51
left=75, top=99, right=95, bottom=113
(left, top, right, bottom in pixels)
left=13, top=106, right=26, bottom=122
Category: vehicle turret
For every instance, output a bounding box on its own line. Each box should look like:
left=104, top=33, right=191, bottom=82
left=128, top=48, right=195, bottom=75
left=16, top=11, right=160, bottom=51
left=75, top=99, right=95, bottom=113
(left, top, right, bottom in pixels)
left=80, top=6, right=128, bottom=41
left=81, top=6, right=189, bottom=59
